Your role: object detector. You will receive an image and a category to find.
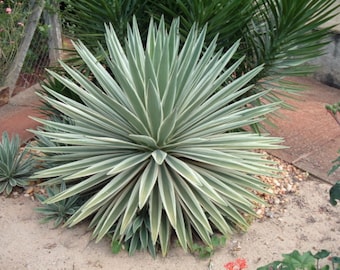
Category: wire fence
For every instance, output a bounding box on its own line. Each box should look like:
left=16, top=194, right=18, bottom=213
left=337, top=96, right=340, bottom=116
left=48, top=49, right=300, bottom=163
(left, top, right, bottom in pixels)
left=0, top=0, right=61, bottom=100
left=14, top=19, right=50, bottom=94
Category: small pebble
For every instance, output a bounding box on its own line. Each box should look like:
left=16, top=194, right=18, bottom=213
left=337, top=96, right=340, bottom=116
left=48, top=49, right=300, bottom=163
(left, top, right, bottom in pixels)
left=274, top=198, right=281, bottom=205
left=265, top=210, right=274, bottom=218
left=273, top=179, right=280, bottom=187
left=256, top=209, right=263, bottom=216
left=286, top=184, right=292, bottom=192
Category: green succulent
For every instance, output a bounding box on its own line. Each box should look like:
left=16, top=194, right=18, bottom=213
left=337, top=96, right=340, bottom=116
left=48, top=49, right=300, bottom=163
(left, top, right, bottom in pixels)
left=0, top=132, right=35, bottom=196
left=33, top=115, right=75, bottom=170
left=35, top=182, right=82, bottom=227
left=110, top=208, right=157, bottom=257
left=31, top=17, right=284, bottom=256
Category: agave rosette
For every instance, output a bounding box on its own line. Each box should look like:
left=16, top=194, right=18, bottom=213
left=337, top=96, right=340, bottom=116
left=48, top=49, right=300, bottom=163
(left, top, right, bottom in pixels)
left=32, top=17, right=284, bottom=255
left=0, top=132, right=35, bottom=195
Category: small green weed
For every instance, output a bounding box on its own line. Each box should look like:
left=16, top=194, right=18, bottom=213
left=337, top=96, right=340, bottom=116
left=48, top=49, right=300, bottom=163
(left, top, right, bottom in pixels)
left=257, top=249, right=340, bottom=270
left=325, top=102, right=340, bottom=125
left=329, top=181, right=340, bottom=206
left=191, top=235, right=227, bottom=259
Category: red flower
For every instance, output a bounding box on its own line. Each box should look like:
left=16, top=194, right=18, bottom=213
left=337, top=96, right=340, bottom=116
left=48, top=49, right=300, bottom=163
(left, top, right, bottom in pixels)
left=224, top=261, right=236, bottom=270
left=224, top=258, right=247, bottom=270
left=236, top=258, right=247, bottom=269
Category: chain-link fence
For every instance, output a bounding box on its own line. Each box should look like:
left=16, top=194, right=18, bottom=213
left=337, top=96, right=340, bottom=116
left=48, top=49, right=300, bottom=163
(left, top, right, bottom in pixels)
left=0, top=0, right=61, bottom=101
left=14, top=18, right=50, bottom=94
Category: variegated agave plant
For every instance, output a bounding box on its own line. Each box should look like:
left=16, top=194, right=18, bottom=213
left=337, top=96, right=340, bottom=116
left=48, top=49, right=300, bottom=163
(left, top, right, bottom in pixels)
left=0, top=132, right=35, bottom=196
left=32, top=17, right=284, bottom=256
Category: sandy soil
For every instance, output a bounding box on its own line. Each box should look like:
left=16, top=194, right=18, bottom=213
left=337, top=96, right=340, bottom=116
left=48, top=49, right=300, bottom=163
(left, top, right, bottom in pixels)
left=0, top=177, right=339, bottom=270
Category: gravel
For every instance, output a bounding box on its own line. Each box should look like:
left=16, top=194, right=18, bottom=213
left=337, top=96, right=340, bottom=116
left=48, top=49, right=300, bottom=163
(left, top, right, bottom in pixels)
left=254, top=151, right=309, bottom=220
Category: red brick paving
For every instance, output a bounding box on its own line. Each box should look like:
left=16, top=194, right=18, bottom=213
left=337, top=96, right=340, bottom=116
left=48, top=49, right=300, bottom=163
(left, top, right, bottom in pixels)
left=0, top=85, right=45, bottom=143
left=266, top=77, right=340, bottom=184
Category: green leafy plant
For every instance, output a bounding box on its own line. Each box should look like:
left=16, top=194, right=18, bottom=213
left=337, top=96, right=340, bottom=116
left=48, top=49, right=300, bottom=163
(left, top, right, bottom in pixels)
left=31, top=17, right=284, bottom=256
left=0, top=132, right=35, bottom=196
left=329, top=181, right=340, bottom=206
left=192, top=235, right=226, bottom=259
left=326, top=102, right=340, bottom=128
left=329, top=150, right=340, bottom=177
left=35, top=182, right=82, bottom=227
left=257, top=249, right=340, bottom=270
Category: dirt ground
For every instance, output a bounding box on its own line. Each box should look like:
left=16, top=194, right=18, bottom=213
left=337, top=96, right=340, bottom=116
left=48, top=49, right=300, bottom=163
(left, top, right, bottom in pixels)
left=0, top=175, right=339, bottom=270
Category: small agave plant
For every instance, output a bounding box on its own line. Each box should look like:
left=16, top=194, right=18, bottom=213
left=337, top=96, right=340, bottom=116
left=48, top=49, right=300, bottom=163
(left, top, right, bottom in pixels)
left=0, top=132, right=35, bottom=196
left=35, top=182, right=82, bottom=227
left=31, top=17, right=284, bottom=256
